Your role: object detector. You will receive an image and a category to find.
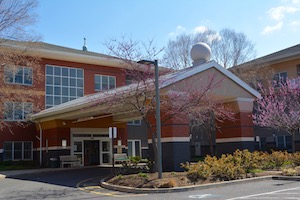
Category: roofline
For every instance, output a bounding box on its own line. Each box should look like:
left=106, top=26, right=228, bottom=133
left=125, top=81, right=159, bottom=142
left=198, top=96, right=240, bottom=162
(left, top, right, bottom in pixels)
left=30, top=60, right=260, bottom=122
left=161, top=60, right=261, bottom=99
left=1, top=40, right=128, bottom=68
left=239, top=44, right=300, bottom=67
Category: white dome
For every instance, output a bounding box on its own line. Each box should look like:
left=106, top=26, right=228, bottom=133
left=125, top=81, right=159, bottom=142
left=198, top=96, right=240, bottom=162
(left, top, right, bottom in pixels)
left=190, top=42, right=211, bottom=64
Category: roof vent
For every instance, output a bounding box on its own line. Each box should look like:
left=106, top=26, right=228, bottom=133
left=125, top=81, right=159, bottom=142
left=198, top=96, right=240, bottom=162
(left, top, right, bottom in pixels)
left=82, top=38, right=88, bottom=51
left=190, top=42, right=211, bottom=66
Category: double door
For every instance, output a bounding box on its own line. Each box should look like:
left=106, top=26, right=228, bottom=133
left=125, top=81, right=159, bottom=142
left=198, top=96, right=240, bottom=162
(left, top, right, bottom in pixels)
left=73, top=139, right=111, bottom=166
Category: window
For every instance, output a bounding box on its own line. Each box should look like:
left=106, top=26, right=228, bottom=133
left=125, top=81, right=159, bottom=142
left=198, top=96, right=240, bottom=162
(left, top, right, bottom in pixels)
left=4, top=66, right=33, bottom=85
left=297, top=65, right=300, bottom=77
left=4, top=102, right=33, bottom=121
left=276, top=135, right=292, bottom=151
left=94, top=75, right=116, bottom=91
left=3, top=141, right=33, bottom=160
left=45, top=65, right=84, bottom=108
left=127, top=140, right=141, bottom=157
left=273, top=72, right=287, bottom=87
left=127, top=120, right=142, bottom=125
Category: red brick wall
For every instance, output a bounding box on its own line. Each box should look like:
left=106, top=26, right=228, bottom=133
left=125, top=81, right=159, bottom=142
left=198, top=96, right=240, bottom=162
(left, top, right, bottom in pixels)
left=216, top=112, right=254, bottom=139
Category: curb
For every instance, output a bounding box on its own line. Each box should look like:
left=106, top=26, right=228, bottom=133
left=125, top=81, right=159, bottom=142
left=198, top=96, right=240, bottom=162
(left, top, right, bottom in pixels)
left=100, top=175, right=276, bottom=194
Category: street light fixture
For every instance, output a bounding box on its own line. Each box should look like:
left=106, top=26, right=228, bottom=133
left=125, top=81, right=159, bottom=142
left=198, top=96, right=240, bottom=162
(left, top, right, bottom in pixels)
left=137, top=59, right=162, bottom=179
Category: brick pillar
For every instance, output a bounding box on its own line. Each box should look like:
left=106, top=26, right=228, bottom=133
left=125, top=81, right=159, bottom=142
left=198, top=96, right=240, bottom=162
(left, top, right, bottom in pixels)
left=148, top=116, right=191, bottom=172
left=216, top=98, right=255, bottom=155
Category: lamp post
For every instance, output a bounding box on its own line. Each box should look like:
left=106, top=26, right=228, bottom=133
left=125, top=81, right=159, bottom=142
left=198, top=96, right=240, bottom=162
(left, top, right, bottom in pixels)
left=137, top=59, right=162, bottom=178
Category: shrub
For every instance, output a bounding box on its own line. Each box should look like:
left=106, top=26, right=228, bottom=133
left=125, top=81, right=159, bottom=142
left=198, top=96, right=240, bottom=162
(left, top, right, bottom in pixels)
left=282, top=168, right=298, bottom=176
left=158, top=178, right=177, bottom=188
left=269, top=150, right=291, bottom=169
left=184, top=162, right=212, bottom=183
left=291, top=152, right=300, bottom=166
left=138, top=172, right=148, bottom=178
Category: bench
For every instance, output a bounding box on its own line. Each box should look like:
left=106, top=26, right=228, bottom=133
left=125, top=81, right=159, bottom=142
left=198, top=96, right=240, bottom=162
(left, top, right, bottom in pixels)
left=114, top=153, right=130, bottom=165
left=59, top=155, right=81, bottom=168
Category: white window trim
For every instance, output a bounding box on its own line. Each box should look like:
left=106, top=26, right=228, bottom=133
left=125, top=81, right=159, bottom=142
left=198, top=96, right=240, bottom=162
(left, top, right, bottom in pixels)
left=45, top=65, right=84, bottom=108
left=276, top=135, right=289, bottom=148
left=4, top=102, right=33, bottom=121
left=3, top=141, right=33, bottom=161
left=127, top=140, right=141, bottom=157
left=4, top=66, right=33, bottom=86
left=94, top=74, right=116, bottom=91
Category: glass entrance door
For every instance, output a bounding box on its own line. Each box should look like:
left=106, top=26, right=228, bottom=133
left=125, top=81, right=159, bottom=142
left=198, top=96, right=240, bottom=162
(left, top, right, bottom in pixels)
left=100, top=140, right=111, bottom=164
left=84, top=140, right=100, bottom=166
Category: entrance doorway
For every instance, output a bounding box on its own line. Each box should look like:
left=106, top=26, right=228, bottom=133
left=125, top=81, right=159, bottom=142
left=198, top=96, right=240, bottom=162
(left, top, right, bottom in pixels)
left=100, top=140, right=111, bottom=164
left=84, top=140, right=100, bottom=166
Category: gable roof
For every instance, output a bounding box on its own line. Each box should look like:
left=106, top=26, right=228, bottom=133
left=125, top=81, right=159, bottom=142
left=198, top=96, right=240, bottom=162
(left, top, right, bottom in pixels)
left=30, top=60, right=260, bottom=122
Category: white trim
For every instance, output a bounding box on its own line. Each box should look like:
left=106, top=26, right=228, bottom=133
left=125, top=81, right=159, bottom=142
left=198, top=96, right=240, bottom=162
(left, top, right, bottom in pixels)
left=216, top=137, right=255, bottom=143
left=160, top=60, right=261, bottom=98
left=0, top=149, right=3, bottom=153
left=141, top=146, right=149, bottom=150
left=34, top=146, right=71, bottom=151
left=127, top=140, right=141, bottom=157
left=114, top=145, right=126, bottom=148
left=2, top=42, right=125, bottom=69
left=148, top=137, right=190, bottom=143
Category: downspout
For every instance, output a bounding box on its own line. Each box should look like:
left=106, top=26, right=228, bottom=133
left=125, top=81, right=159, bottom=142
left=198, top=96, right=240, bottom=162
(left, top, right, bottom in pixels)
left=36, top=122, right=43, bottom=167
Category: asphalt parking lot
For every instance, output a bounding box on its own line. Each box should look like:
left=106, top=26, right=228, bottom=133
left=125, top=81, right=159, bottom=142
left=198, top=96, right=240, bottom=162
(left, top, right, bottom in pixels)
left=0, top=167, right=300, bottom=200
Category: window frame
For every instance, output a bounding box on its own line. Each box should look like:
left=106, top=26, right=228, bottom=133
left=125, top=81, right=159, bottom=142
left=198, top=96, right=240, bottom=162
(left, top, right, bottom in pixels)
left=276, top=135, right=292, bottom=149
left=3, top=102, right=33, bottom=121
left=4, top=66, right=33, bottom=86
left=45, top=65, right=84, bottom=108
left=3, top=141, right=33, bottom=161
left=127, top=140, right=141, bottom=157
left=94, top=74, right=116, bottom=91
left=273, top=71, right=287, bottom=87
left=127, top=120, right=142, bottom=126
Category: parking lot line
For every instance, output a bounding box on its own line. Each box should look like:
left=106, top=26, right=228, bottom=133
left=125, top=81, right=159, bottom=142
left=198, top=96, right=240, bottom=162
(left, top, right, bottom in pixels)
left=225, top=186, right=300, bottom=200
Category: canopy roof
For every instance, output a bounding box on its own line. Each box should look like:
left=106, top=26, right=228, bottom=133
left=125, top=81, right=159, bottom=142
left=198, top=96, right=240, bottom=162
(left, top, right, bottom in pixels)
left=30, top=60, right=260, bottom=123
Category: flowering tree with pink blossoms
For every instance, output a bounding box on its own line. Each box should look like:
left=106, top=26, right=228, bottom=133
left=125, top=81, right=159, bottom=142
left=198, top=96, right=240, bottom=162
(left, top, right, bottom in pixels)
left=253, top=78, right=300, bottom=152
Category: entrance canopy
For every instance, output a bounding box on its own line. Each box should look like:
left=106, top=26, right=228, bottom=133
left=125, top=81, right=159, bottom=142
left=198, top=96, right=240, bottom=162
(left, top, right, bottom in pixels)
left=30, top=60, right=260, bottom=125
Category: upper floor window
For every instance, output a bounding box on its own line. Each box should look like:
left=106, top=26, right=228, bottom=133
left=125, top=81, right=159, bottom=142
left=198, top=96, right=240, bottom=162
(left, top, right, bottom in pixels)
left=4, top=66, right=33, bottom=85
left=297, top=65, right=300, bottom=77
left=4, top=102, right=33, bottom=121
left=273, top=72, right=287, bottom=87
left=127, top=120, right=142, bottom=126
left=45, top=65, right=84, bottom=108
left=94, top=75, right=116, bottom=91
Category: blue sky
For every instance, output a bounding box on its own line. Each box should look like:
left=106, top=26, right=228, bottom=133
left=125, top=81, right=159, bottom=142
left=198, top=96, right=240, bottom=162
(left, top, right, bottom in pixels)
left=35, top=0, right=300, bottom=58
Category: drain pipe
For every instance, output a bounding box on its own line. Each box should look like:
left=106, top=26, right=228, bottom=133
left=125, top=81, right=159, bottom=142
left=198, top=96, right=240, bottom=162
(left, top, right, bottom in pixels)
left=36, top=122, right=43, bottom=167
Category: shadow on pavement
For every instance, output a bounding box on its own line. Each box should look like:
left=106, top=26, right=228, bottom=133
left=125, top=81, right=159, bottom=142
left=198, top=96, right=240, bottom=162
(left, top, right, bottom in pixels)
left=5, top=166, right=112, bottom=188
